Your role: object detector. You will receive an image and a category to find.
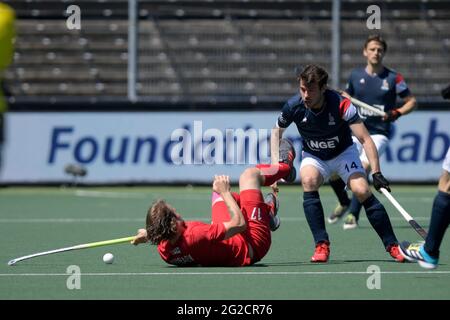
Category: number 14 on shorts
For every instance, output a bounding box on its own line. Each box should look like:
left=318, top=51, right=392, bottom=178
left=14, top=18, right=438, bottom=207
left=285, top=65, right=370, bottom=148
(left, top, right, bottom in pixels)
left=345, top=161, right=359, bottom=172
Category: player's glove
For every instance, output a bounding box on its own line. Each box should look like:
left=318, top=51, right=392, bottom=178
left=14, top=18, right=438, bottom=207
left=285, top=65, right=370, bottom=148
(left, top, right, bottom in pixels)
left=372, top=172, right=391, bottom=192
left=384, top=109, right=402, bottom=122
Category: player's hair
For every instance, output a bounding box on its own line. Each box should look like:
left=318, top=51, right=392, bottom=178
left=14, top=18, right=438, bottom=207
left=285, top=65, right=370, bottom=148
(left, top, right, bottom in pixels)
left=297, top=64, right=328, bottom=89
left=146, top=199, right=179, bottom=244
left=364, top=34, right=387, bottom=52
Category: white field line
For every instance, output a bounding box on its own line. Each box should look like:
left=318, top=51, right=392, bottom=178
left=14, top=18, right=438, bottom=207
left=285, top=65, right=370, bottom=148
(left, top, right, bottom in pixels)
left=0, top=218, right=145, bottom=223
left=0, top=189, right=433, bottom=202
left=64, top=194, right=438, bottom=203
left=74, top=190, right=146, bottom=199
left=0, top=217, right=432, bottom=223
left=0, top=190, right=209, bottom=200
left=73, top=190, right=209, bottom=200
left=73, top=191, right=433, bottom=202
left=0, top=271, right=449, bottom=277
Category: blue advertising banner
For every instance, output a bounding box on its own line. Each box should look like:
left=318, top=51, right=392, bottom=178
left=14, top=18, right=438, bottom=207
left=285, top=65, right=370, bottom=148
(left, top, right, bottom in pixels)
left=1, top=111, right=448, bottom=183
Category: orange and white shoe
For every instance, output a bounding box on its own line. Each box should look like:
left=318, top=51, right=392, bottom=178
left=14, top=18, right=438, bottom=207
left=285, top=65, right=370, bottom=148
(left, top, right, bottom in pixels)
left=311, top=241, right=330, bottom=263
left=388, top=244, right=405, bottom=263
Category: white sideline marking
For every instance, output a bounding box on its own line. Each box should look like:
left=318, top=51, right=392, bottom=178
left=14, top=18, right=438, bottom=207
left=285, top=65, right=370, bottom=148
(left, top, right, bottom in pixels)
left=0, top=217, right=431, bottom=223
left=0, top=218, right=144, bottom=223
left=74, top=190, right=146, bottom=199
left=71, top=193, right=433, bottom=202
left=73, top=190, right=206, bottom=200
left=0, top=189, right=433, bottom=202
left=0, top=271, right=449, bottom=277
left=0, top=189, right=207, bottom=200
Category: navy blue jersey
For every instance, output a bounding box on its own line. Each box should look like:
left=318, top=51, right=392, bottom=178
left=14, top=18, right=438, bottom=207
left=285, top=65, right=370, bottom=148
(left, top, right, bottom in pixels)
left=277, top=89, right=360, bottom=160
left=346, top=67, right=411, bottom=137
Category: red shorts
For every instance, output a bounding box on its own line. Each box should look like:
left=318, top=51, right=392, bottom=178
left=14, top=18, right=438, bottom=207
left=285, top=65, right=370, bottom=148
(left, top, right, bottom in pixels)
left=211, top=190, right=271, bottom=264
left=211, top=192, right=241, bottom=224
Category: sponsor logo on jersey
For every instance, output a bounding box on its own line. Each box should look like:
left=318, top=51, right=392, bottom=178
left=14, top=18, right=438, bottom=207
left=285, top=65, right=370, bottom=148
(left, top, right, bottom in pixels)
left=381, top=79, right=389, bottom=91
left=328, top=113, right=335, bottom=125
left=360, top=78, right=365, bottom=84
left=306, top=136, right=340, bottom=151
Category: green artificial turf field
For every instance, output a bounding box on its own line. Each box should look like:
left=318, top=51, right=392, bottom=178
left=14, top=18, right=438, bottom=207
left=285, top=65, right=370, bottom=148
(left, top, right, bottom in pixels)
left=0, top=185, right=448, bottom=300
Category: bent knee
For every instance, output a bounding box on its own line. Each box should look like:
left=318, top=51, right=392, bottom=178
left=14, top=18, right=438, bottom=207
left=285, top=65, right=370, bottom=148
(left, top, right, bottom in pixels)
left=301, top=176, right=322, bottom=190
left=239, top=167, right=260, bottom=184
left=351, top=185, right=371, bottom=201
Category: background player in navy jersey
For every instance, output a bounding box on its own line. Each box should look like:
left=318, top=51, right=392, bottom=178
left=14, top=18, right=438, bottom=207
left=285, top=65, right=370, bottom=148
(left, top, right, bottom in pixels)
left=271, top=64, right=404, bottom=263
left=327, top=34, right=417, bottom=230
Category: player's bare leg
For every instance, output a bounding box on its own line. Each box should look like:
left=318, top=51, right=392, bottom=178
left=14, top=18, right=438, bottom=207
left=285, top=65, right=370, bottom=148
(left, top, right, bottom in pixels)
left=239, top=167, right=263, bottom=191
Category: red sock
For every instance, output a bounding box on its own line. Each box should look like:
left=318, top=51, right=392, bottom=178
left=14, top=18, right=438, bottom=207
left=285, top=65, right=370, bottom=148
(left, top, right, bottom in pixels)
left=256, top=163, right=291, bottom=186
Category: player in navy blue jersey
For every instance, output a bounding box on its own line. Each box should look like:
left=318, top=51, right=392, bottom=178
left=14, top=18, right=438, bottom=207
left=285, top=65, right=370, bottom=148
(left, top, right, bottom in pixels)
left=271, top=64, right=405, bottom=263
left=327, top=34, right=417, bottom=230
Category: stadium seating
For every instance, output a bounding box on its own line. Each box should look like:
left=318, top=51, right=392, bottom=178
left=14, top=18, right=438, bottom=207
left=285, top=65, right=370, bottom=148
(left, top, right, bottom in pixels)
left=3, top=0, right=450, bottom=104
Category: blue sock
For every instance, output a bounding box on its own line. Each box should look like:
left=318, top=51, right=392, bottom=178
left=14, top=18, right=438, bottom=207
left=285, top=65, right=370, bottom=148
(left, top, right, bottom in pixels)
left=349, top=194, right=362, bottom=220
left=329, top=178, right=350, bottom=206
left=363, top=194, right=397, bottom=249
left=303, top=191, right=329, bottom=244
left=419, top=246, right=438, bottom=264
left=424, top=191, right=450, bottom=258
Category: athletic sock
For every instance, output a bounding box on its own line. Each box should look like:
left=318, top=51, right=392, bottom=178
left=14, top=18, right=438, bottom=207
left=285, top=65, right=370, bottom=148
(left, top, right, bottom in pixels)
left=349, top=195, right=362, bottom=220
left=256, top=163, right=291, bottom=186
left=363, top=194, right=398, bottom=249
left=424, top=191, right=450, bottom=258
left=303, top=191, right=329, bottom=244
left=329, top=178, right=350, bottom=206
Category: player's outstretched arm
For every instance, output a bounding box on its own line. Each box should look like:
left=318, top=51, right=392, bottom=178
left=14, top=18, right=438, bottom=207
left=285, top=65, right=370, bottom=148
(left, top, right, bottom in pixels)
left=213, top=175, right=247, bottom=239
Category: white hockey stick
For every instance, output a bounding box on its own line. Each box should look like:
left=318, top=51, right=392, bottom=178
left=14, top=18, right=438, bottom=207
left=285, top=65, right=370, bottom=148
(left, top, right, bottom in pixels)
left=349, top=96, right=386, bottom=117
left=8, top=236, right=135, bottom=266
left=380, top=188, right=428, bottom=240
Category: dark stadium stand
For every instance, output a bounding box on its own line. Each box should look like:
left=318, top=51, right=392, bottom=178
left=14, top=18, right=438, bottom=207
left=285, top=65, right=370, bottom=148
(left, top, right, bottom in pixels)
left=3, top=0, right=450, bottom=107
